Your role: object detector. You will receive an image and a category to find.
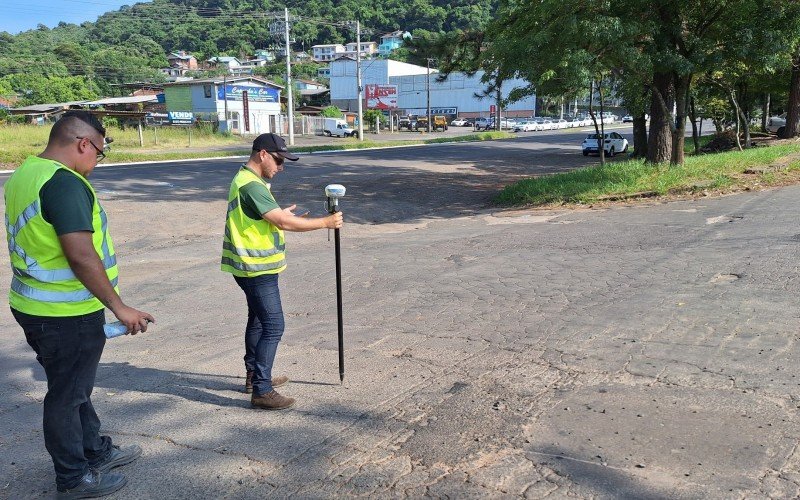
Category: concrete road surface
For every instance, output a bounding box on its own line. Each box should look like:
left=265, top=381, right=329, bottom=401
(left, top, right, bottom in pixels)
left=1, top=130, right=799, bottom=498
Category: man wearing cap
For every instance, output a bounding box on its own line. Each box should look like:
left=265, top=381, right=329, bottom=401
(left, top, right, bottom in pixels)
left=222, top=133, right=343, bottom=410
left=4, top=110, right=154, bottom=498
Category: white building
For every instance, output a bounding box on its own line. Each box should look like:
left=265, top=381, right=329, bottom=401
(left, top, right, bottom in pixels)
left=163, top=76, right=284, bottom=135
left=344, top=41, right=378, bottom=59
left=329, top=58, right=536, bottom=117
left=312, top=44, right=346, bottom=62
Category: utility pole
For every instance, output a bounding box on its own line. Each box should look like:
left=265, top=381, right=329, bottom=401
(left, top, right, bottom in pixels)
left=426, top=58, right=432, bottom=133
left=356, top=20, right=364, bottom=141
left=223, top=73, right=229, bottom=132
left=284, top=7, right=294, bottom=145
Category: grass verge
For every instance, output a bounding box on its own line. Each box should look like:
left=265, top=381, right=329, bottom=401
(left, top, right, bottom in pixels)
left=496, top=143, right=800, bottom=207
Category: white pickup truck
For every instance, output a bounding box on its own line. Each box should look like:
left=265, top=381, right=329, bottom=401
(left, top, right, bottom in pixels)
left=766, top=113, right=786, bottom=135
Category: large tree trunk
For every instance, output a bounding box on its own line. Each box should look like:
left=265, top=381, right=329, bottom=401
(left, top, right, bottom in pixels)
left=632, top=114, right=648, bottom=158
left=762, top=93, right=770, bottom=132
left=689, top=95, right=700, bottom=154
left=785, top=46, right=800, bottom=139
left=647, top=71, right=674, bottom=164
left=670, top=74, right=691, bottom=165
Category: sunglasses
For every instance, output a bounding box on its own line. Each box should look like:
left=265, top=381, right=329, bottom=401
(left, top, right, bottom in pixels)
left=76, top=136, right=106, bottom=162
left=268, top=152, right=284, bottom=165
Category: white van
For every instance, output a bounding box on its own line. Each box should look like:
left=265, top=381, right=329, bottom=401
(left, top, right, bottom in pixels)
left=323, top=118, right=357, bottom=138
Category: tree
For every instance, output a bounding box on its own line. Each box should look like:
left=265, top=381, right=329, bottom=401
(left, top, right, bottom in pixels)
left=320, top=105, right=343, bottom=117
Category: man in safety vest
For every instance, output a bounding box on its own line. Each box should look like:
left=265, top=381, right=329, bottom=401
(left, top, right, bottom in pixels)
left=4, top=111, right=155, bottom=498
left=222, top=133, right=343, bottom=410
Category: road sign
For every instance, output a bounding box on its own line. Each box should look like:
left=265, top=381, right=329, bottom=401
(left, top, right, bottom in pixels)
left=490, top=104, right=496, bottom=114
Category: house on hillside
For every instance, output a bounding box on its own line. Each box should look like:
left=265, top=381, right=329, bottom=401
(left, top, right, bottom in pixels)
left=344, top=41, right=378, bottom=59
left=162, top=76, right=284, bottom=135
left=312, top=44, right=346, bottom=62
left=207, top=56, right=243, bottom=73
left=164, top=51, right=198, bottom=78
left=378, top=31, right=410, bottom=57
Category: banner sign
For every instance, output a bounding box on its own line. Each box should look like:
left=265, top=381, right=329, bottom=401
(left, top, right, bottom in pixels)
left=405, top=107, right=457, bottom=116
left=168, top=111, right=194, bottom=125
left=365, top=84, right=398, bottom=110
left=218, top=84, right=279, bottom=103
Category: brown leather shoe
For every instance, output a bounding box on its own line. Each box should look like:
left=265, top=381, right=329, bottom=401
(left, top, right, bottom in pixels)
left=251, top=390, right=296, bottom=410
left=271, top=375, right=289, bottom=388
left=245, top=373, right=288, bottom=393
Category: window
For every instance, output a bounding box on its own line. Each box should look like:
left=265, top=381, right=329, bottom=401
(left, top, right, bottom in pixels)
left=227, top=111, right=240, bottom=131
left=204, top=85, right=212, bottom=98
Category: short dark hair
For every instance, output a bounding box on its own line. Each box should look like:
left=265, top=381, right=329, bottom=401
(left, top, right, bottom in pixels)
left=49, top=111, right=106, bottom=146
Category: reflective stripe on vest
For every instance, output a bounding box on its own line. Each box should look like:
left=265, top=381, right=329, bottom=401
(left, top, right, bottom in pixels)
left=220, top=256, right=286, bottom=273
left=10, top=275, right=119, bottom=303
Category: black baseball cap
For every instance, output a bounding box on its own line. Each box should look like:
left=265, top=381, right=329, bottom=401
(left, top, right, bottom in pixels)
left=252, top=133, right=299, bottom=161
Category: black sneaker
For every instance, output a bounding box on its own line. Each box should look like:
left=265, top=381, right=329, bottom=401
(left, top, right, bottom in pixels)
left=57, top=469, right=127, bottom=499
left=91, top=444, right=142, bottom=473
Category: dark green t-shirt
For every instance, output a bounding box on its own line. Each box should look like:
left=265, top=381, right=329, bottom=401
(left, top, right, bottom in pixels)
left=40, top=169, right=94, bottom=235
left=239, top=166, right=280, bottom=220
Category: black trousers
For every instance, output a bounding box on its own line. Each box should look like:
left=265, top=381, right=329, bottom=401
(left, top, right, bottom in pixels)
left=12, top=307, right=114, bottom=489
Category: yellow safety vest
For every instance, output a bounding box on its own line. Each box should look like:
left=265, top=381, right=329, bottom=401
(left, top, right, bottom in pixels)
left=221, top=167, right=286, bottom=277
left=4, top=156, right=118, bottom=316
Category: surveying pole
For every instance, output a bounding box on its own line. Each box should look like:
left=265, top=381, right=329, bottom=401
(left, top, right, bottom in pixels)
left=325, top=184, right=347, bottom=382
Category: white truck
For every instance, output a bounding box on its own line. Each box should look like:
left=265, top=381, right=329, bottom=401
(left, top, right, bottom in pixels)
left=323, top=118, right=357, bottom=138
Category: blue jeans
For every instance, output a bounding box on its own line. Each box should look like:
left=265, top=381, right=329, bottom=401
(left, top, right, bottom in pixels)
left=11, top=308, right=114, bottom=490
left=233, top=273, right=285, bottom=396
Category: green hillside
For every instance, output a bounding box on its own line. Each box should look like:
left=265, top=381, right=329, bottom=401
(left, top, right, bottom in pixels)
left=0, top=0, right=496, bottom=106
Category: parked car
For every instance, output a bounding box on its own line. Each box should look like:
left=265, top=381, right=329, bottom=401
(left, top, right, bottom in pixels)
left=581, top=132, right=628, bottom=156
left=622, top=115, right=634, bottom=123
left=416, top=115, right=448, bottom=131
left=569, top=117, right=584, bottom=128
left=554, top=118, right=569, bottom=129
left=767, top=113, right=787, bottom=135
left=497, top=118, right=516, bottom=129
left=540, top=119, right=554, bottom=130
left=451, top=117, right=470, bottom=127
left=323, top=118, right=357, bottom=138
left=398, top=115, right=418, bottom=131
left=473, top=117, right=492, bottom=130
left=514, top=120, right=537, bottom=132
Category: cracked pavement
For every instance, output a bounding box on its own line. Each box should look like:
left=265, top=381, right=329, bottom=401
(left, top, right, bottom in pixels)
left=1, top=132, right=800, bottom=498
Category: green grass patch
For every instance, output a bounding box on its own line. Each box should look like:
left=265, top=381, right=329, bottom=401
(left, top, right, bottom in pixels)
left=496, top=143, right=800, bottom=207
left=684, top=134, right=714, bottom=153
left=0, top=123, right=245, bottom=166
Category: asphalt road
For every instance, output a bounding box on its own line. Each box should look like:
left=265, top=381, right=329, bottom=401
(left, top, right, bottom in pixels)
left=4, top=125, right=797, bottom=499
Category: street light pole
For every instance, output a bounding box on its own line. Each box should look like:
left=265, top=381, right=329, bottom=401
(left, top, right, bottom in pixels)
left=426, top=57, right=432, bottom=133
left=284, top=7, right=294, bottom=145
left=356, top=20, right=364, bottom=141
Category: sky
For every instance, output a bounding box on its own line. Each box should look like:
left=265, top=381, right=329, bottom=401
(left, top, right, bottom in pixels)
left=2, top=0, right=152, bottom=34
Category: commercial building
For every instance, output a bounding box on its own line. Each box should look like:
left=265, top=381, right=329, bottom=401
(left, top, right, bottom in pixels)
left=328, top=58, right=536, bottom=118
left=162, top=76, right=283, bottom=135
